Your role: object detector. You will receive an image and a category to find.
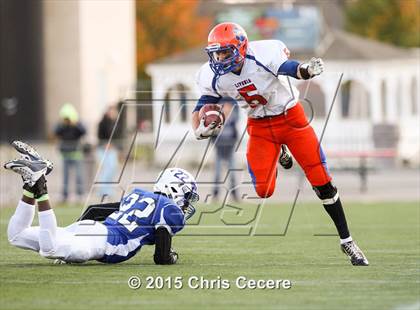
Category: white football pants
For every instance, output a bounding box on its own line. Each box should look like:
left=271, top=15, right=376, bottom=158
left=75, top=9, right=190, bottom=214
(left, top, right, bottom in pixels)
left=7, top=200, right=108, bottom=263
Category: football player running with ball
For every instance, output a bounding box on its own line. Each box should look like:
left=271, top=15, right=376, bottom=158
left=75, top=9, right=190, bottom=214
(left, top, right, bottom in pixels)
left=192, top=22, right=368, bottom=266
left=4, top=141, right=199, bottom=264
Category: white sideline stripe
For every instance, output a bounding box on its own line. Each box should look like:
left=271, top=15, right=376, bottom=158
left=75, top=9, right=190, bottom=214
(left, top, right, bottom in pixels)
left=3, top=279, right=127, bottom=285
left=394, top=302, right=420, bottom=310
left=322, top=192, right=339, bottom=205
left=104, top=234, right=147, bottom=257
left=5, top=278, right=415, bottom=285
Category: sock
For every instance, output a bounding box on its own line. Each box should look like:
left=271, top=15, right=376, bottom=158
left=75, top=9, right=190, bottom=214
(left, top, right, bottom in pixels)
left=7, top=200, right=36, bottom=241
left=38, top=209, right=57, bottom=254
left=340, top=236, right=353, bottom=244
left=322, top=197, right=351, bottom=239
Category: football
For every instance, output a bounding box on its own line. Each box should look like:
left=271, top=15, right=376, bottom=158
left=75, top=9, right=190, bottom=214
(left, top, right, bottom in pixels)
left=198, top=104, right=225, bottom=127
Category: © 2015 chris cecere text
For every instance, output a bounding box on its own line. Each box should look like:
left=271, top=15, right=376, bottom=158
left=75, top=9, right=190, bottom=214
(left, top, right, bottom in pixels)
left=128, top=275, right=292, bottom=290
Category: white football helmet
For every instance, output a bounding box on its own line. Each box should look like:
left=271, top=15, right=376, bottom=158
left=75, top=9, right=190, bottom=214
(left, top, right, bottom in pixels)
left=153, top=168, right=199, bottom=220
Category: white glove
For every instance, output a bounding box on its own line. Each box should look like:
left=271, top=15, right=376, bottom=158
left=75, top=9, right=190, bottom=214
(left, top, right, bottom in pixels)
left=307, top=57, right=324, bottom=76
left=194, top=117, right=222, bottom=140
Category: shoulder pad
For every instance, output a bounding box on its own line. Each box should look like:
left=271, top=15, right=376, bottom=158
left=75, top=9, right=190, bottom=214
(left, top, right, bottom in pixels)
left=248, top=40, right=289, bottom=75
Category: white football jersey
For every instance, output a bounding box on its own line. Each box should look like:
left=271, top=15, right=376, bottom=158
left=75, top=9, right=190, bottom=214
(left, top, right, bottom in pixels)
left=196, top=40, right=300, bottom=118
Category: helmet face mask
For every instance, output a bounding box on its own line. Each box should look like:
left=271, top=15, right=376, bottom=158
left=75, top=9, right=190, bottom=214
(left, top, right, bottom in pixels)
left=153, top=168, right=199, bottom=220
left=206, top=22, right=248, bottom=75
left=206, top=44, right=244, bottom=75
left=180, top=187, right=199, bottom=220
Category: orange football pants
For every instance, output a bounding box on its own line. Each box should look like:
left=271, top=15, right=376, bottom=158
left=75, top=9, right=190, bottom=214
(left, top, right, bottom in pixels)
left=246, top=103, right=331, bottom=198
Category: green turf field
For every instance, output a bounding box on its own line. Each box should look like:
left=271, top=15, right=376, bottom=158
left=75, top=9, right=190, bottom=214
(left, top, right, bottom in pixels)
left=0, top=201, right=418, bottom=310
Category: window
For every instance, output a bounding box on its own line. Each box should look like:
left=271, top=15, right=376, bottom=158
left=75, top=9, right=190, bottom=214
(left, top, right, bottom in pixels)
left=396, top=80, right=402, bottom=117
left=297, top=81, right=326, bottom=118
left=164, top=93, right=171, bottom=123
left=411, top=77, right=418, bottom=115
left=341, top=81, right=351, bottom=118
left=176, top=84, right=188, bottom=123
left=163, top=84, right=190, bottom=124
left=340, top=80, right=370, bottom=119
left=381, top=80, right=387, bottom=121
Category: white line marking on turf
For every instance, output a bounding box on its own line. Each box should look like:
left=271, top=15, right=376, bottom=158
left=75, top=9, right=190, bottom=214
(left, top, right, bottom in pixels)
left=2, top=279, right=127, bottom=285
left=394, top=301, right=420, bottom=310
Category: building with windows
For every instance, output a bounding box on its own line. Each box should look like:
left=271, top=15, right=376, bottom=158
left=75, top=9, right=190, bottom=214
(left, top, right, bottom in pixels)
left=0, top=1, right=136, bottom=142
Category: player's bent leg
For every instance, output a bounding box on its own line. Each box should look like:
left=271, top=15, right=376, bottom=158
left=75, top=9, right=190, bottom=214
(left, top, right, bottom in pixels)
left=284, top=108, right=368, bottom=266
left=284, top=103, right=331, bottom=186
left=51, top=220, right=108, bottom=263
left=246, top=134, right=280, bottom=198
left=286, top=133, right=331, bottom=187
left=313, top=182, right=369, bottom=266
left=8, top=226, right=41, bottom=252
left=38, top=209, right=58, bottom=256
left=37, top=221, right=108, bottom=263
left=7, top=200, right=36, bottom=244
left=313, top=182, right=350, bottom=240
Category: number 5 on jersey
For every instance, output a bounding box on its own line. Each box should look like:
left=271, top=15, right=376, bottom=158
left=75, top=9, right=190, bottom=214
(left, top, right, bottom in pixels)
left=238, top=83, right=267, bottom=108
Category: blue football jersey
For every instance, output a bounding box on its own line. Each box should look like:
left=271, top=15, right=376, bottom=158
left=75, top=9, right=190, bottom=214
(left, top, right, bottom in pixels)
left=98, top=189, right=185, bottom=263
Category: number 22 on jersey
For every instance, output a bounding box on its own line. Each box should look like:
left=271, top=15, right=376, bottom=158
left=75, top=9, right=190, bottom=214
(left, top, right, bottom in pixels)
left=108, top=193, right=156, bottom=232
left=237, top=83, right=268, bottom=108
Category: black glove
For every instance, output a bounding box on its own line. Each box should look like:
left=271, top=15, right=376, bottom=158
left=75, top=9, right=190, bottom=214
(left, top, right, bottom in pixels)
left=23, top=175, right=48, bottom=199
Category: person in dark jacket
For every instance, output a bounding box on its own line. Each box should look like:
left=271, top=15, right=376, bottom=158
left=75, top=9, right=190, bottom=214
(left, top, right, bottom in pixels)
left=212, top=99, right=239, bottom=201
left=54, top=103, right=86, bottom=202
left=96, top=106, right=119, bottom=200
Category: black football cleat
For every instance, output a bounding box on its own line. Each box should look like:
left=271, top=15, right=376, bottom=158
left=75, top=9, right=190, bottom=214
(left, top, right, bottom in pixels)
left=12, top=141, right=53, bottom=175
left=341, top=241, right=369, bottom=266
left=279, top=144, right=293, bottom=169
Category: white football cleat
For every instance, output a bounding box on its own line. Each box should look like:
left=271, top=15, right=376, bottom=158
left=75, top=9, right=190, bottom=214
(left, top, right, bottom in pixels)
left=12, top=141, right=53, bottom=174
left=341, top=241, right=369, bottom=266
left=53, top=259, right=68, bottom=265
left=4, top=158, right=48, bottom=187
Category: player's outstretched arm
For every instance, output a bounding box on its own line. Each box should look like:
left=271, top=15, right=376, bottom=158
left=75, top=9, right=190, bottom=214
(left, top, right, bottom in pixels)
left=278, top=58, right=324, bottom=80
left=297, top=57, right=324, bottom=79
left=154, top=226, right=178, bottom=265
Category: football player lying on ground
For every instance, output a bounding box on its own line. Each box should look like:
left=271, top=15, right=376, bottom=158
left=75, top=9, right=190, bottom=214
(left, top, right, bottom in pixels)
left=192, top=22, right=368, bottom=266
left=4, top=141, right=199, bottom=264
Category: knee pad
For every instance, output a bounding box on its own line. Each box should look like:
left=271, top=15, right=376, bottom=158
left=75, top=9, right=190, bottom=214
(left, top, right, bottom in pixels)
left=313, top=182, right=339, bottom=205
left=39, top=229, right=56, bottom=256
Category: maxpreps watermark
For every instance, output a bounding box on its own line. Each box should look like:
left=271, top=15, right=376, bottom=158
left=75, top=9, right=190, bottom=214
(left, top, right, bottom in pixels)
left=128, top=275, right=292, bottom=290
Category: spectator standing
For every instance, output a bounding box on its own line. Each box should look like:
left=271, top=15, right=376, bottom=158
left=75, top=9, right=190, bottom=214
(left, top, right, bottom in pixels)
left=54, top=103, right=86, bottom=202
left=212, top=99, right=239, bottom=201
left=96, top=106, right=119, bottom=200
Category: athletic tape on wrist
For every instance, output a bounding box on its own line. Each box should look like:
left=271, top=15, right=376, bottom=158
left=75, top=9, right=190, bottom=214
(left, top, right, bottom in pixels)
left=36, top=194, right=49, bottom=202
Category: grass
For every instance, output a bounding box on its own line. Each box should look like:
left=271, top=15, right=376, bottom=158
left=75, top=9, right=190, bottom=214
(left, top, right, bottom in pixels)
left=0, top=201, right=418, bottom=310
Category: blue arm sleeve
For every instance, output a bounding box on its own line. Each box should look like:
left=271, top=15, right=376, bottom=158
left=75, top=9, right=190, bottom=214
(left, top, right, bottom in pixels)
left=155, top=205, right=185, bottom=235
left=193, top=95, right=222, bottom=112
left=278, top=60, right=300, bottom=79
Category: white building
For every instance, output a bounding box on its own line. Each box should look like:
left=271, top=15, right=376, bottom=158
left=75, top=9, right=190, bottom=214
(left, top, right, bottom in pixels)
left=43, top=0, right=137, bottom=141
